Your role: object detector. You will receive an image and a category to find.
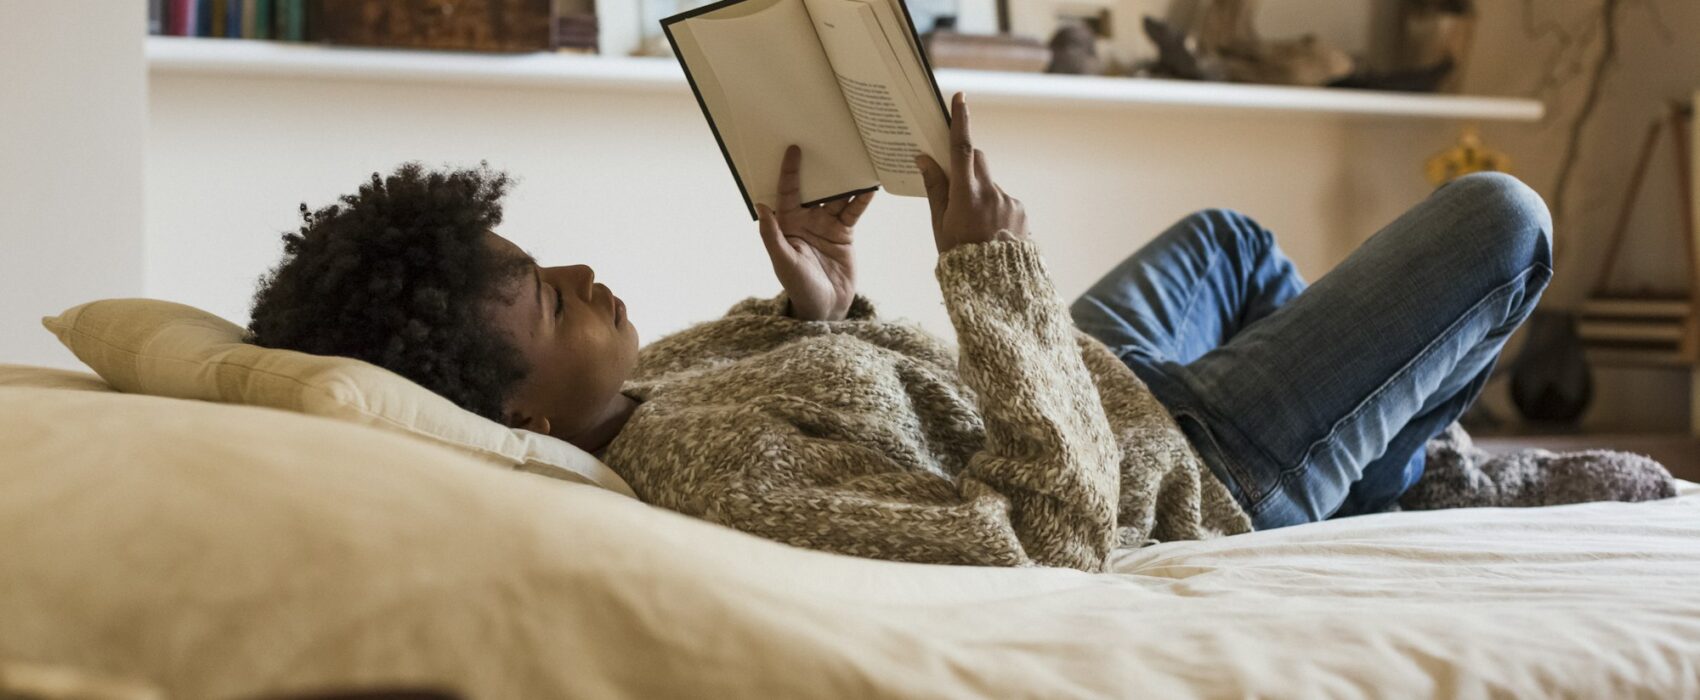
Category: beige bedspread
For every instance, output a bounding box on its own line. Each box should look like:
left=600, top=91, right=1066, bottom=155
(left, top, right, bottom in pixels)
left=3, top=368, right=1698, bottom=698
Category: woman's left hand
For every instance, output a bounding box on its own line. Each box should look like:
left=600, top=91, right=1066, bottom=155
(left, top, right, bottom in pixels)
left=757, top=145, right=875, bottom=322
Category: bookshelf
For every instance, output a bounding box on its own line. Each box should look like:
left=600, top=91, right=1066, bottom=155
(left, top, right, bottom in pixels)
left=145, top=37, right=1545, bottom=122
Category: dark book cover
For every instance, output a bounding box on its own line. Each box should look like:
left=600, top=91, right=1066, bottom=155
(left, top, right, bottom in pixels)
left=226, top=0, right=242, bottom=38
left=279, top=0, right=306, bottom=41
left=255, top=0, right=274, bottom=38
left=150, top=0, right=167, bottom=35
left=304, top=0, right=323, bottom=41
left=196, top=0, right=213, bottom=36
left=208, top=0, right=226, bottom=37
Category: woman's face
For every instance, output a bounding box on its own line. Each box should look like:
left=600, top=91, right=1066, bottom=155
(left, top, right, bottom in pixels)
left=483, top=232, right=640, bottom=443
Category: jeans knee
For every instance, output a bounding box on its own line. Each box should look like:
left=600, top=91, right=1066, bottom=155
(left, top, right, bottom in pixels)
left=1185, top=208, right=1275, bottom=261
left=1440, top=172, right=1554, bottom=272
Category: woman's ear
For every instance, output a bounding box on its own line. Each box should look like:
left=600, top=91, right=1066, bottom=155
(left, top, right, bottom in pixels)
left=505, top=406, right=552, bottom=435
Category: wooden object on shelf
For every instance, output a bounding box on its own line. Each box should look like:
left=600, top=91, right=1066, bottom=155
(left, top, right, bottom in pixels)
left=922, top=31, right=1050, bottom=73
left=1397, top=0, right=1476, bottom=94
left=1582, top=102, right=1697, bottom=367
left=314, top=0, right=571, bottom=53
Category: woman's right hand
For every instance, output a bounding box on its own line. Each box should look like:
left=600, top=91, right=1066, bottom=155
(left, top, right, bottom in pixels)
left=915, top=92, right=1029, bottom=255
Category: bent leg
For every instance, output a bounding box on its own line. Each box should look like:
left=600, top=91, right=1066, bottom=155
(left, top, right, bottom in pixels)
left=1146, top=173, right=1554, bottom=528
left=1072, top=208, right=1426, bottom=514
left=1070, top=209, right=1306, bottom=368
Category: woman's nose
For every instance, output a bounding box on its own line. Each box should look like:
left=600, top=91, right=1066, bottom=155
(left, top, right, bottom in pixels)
left=563, top=265, right=594, bottom=297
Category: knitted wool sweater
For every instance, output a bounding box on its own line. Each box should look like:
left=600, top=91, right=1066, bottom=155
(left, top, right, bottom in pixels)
left=603, top=239, right=1251, bottom=572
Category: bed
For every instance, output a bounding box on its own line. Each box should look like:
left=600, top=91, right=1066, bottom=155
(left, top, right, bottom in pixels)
left=3, top=363, right=1699, bottom=698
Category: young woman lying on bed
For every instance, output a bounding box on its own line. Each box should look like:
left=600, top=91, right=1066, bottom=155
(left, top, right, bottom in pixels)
left=247, top=93, right=1674, bottom=572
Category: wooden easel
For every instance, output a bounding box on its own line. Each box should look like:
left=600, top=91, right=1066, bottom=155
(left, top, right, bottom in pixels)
left=1579, top=101, right=1696, bottom=367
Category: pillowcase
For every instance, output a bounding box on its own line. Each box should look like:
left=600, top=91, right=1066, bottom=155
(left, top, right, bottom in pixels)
left=42, top=298, right=635, bottom=497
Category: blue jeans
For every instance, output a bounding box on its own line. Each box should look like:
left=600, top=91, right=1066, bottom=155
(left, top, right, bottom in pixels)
left=1071, top=173, right=1553, bottom=529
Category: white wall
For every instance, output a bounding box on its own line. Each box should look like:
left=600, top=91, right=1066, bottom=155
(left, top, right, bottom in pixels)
left=5, top=1, right=1689, bottom=434
left=1461, top=0, right=1700, bottom=432
left=146, top=71, right=1376, bottom=345
left=0, top=4, right=147, bottom=368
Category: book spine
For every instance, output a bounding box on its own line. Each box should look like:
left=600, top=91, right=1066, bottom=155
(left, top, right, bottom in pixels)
left=169, top=0, right=189, bottom=35
left=149, top=0, right=166, bottom=35
left=303, top=0, right=321, bottom=42
left=227, top=0, right=242, bottom=38
left=208, top=0, right=225, bottom=37
left=242, top=0, right=258, bottom=38
left=289, top=0, right=307, bottom=41
left=255, top=0, right=273, bottom=39
left=195, top=0, right=211, bottom=36
left=275, top=0, right=293, bottom=41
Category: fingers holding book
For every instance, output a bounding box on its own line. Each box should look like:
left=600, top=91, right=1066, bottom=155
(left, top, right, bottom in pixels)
left=916, top=93, right=1029, bottom=255
left=755, top=144, right=874, bottom=322
left=826, top=190, right=876, bottom=227
left=776, top=144, right=874, bottom=225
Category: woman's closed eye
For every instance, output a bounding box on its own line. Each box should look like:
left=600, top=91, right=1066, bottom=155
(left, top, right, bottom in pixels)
left=553, top=285, right=565, bottom=320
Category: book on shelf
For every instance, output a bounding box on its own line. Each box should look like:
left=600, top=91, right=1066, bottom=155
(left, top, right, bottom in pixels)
left=279, top=0, right=306, bottom=40
left=196, top=0, right=213, bottom=36
left=151, top=0, right=306, bottom=40
left=316, top=0, right=559, bottom=52
left=151, top=0, right=597, bottom=49
left=664, top=0, right=951, bottom=219
left=209, top=0, right=227, bottom=37
left=169, top=0, right=195, bottom=36
left=225, top=0, right=241, bottom=38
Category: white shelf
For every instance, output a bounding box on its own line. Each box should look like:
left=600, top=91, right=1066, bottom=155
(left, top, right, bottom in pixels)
left=146, top=36, right=1545, bottom=122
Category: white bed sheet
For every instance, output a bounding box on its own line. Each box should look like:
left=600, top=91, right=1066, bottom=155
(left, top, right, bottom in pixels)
left=4, top=376, right=1699, bottom=698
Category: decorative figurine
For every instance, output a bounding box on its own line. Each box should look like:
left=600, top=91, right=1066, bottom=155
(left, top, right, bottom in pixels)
left=1047, top=22, right=1103, bottom=75
left=1142, top=0, right=1466, bottom=91
left=1425, top=126, right=1512, bottom=186
left=1142, top=0, right=1353, bottom=87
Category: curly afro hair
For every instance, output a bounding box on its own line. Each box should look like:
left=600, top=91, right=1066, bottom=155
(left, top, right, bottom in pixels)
left=247, top=162, right=533, bottom=422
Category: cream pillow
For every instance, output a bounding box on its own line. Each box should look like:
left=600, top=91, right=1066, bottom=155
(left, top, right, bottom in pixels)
left=42, top=298, right=635, bottom=497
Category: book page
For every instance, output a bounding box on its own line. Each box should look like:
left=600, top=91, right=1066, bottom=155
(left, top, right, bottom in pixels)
left=669, top=0, right=877, bottom=215
left=865, top=0, right=951, bottom=142
left=801, top=0, right=951, bottom=196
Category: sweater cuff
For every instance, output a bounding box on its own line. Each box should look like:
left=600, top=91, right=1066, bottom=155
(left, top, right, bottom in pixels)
left=935, top=238, right=1053, bottom=303
left=724, top=292, right=878, bottom=321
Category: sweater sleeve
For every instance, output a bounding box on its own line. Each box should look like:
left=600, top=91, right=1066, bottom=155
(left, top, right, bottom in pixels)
left=930, top=239, right=1122, bottom=570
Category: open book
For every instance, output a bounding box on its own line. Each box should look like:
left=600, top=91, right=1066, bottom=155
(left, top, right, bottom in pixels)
left=664, top=0, right=952, bottom=219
